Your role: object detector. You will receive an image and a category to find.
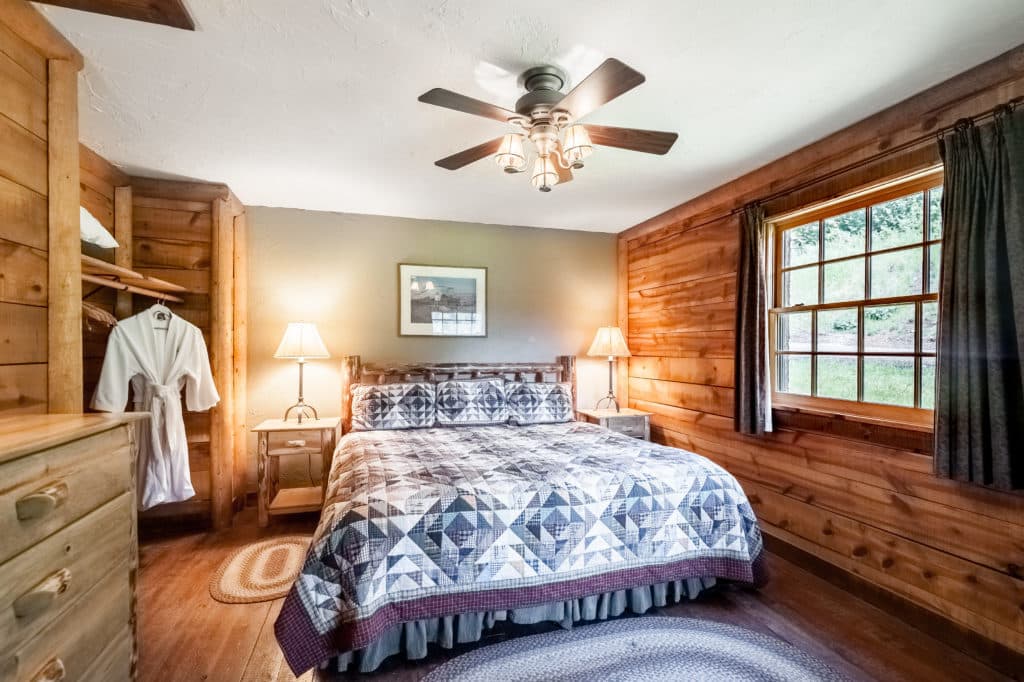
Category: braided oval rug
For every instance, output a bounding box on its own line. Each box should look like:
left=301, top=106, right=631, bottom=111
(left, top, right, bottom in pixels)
left=209, top=535, right=308, bottom=604
left=423, top=616, right=846, bottom=682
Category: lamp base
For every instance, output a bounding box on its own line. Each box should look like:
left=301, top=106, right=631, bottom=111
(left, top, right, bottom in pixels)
left=283, top=400, right=319, bottom=424
left=594, top=393, right=621, bottom=413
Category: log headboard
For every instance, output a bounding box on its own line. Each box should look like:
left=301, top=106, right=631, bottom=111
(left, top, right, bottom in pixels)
left=340, top=355, right=576, bottom=433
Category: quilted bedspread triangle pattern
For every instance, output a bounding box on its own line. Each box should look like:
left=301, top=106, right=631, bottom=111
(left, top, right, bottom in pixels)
left=275, top=422, right=765, bottom=674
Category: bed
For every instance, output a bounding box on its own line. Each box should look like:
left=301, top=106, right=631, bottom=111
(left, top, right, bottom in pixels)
left=275, top=356, right=766, bottom=675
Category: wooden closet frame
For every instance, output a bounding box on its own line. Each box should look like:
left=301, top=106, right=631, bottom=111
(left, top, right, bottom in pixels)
left=77, top=147, right=248, bottom=529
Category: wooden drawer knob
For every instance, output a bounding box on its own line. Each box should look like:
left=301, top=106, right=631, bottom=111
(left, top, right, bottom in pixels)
left=13, top=568, right=72, bottom=619
left=30, top=658, right=65, bottom=682
left=15, top=482, right=69, bottom=521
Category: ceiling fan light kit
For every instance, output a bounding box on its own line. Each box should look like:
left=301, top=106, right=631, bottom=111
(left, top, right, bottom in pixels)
left=419, top=58, right=679, bottom=193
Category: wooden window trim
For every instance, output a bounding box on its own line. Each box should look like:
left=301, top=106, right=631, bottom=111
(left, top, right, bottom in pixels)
left=768, top=168, right=943, bottom=429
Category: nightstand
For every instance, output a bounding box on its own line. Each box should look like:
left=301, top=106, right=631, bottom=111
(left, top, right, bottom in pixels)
left=252, top=417, right=340, bottom=527
left=577, top=407, right=652, bottom=440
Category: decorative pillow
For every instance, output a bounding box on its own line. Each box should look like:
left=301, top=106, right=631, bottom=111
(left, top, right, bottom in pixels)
left=350, top=382, right=436, bottom=431
left=435, top=377, right=508, bottom=426
left=80, top=205, right=119, bottom=248
left=506, top=382, right=574, bottom=425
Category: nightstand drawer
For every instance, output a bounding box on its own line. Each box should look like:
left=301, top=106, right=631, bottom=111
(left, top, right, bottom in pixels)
left=606, top=417, right=647, bottom=438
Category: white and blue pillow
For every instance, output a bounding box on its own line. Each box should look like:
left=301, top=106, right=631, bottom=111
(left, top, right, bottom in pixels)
left=506, top=381, right=574, bottom=425
left=350, top=382, right=436, bottom=431
left=435, top=378, right=508, bottom=426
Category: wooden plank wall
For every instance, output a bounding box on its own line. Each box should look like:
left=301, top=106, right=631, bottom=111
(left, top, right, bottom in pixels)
left=0, top=18, right=50, bottom=415
left=619, top=45, right=1024, bottom=656
left=80, top=143, right=129, bottom=407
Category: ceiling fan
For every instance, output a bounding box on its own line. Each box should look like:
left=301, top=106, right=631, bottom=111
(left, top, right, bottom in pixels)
left=418, top=59, right=678, bottom=192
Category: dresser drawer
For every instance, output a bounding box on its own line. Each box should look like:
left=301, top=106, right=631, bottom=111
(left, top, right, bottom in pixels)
left=605, top=416, right=647, bottom=438
left=0, top=426, right=131, bottom=565
left=0, top=492, right=132, bottom=653
left=0, top=565, right=131, bottom=682
left=81, top=627, right=133, bottom=682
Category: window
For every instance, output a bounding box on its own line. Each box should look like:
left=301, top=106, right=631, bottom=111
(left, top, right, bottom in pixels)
left=770, top=169, right=943, bottom=419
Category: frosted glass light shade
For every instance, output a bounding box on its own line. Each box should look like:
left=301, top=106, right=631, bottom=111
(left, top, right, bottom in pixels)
left=531, top=156, right=559, bottom=192
left=587, top=326, right=631, bottom=358
left=274, top=322, right=330, bottom=360
left=494, top=133, right=527, bottom=173
left=562, top=125, right=593, bottom=166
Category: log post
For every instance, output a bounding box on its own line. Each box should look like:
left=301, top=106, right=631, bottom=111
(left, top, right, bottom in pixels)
left=113, top=185, right=133, bottom=319
left=209, top=198, right=235, bottom=528
left=46, top=58, right=82, bottom=413
left=232, top=209, right=248, bottom=509
left=340, top=355, right=361, bottom=434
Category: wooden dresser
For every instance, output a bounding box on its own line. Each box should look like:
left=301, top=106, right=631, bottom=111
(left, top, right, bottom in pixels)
left=0, top=414, right=144, bottom=682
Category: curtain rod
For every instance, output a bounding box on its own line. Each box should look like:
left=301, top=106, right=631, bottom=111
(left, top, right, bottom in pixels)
left=737, top=96, right=1023, bottom=216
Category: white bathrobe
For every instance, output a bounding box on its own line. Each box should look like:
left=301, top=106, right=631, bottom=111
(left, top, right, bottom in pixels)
left=92, top=307, right=220, bottom=510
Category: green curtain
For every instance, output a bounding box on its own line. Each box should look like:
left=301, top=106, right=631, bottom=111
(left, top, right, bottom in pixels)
left=935, top=105, right=1024, bottom=489
left=734, top=204, right=772, bottom=435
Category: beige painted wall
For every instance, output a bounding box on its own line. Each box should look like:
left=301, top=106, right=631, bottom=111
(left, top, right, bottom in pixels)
left=245, top=207, right=618, bottom=486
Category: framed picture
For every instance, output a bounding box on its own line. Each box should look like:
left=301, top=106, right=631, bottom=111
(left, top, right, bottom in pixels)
left=398, top=264, right=487, bottom=337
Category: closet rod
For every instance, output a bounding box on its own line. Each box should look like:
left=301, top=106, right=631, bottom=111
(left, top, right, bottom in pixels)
left=81, top=253, right=188, bottom=293
left=82, top=273, right=184, bottom=303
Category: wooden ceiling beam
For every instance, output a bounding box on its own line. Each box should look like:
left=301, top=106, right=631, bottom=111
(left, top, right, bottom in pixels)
left=34, top=0, right=195, bottom=31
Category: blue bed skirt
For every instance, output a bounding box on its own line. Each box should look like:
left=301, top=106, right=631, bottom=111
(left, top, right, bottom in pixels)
left=327, top=576, right=718, bottom=673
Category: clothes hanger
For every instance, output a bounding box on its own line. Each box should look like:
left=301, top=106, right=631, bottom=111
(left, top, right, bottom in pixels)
left=150, top=298, right=172, bottom=331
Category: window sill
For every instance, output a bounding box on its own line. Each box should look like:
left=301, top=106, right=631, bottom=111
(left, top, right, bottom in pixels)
left=771, top=401, right=934, bottom=455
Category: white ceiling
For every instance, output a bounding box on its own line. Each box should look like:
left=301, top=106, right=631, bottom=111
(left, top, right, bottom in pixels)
left=37, top=0, right=1024, bottom=233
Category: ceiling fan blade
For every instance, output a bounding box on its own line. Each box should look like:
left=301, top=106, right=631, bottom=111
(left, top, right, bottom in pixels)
left=554, top=58, right=645, bottom=121
left=435, top=137, right=505, bottom=170
left=418, top=88, right=517, bottom=123
left=553, top=143, right=574, bottom=184
left=583, top=124, right=678, bottom=155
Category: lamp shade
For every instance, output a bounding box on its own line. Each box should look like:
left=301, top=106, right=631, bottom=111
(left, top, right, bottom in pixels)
left=531, top=155, right=559, bottom=192
left=587, top=326, right=631, bottom=358
left=274, top=322, right=330, bottom=360
left=494, top=133, right=527, bottom=173
left=562, top=125, right=593, bottom=166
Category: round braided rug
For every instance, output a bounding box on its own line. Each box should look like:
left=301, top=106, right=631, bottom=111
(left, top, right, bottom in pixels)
left=423, top=616, right=847, bottom=682
left=209, top=535, right=309, bottom=604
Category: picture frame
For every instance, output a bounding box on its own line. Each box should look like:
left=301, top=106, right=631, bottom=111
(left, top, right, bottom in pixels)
left=398, top=263, right=487, bottom=337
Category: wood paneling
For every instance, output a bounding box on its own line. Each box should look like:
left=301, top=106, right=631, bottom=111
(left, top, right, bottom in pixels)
left=0, top=47, right=46, bottom=138
left=0, top=4, right=55, bottom=416
left=34, top=0, right=195, bottom=31
left=133, top=236, right=210, bottom=269
left=0, top=301, right=46, bottom=363
left=0, top=15, right=46, bottom=83
left=0, top=174, right=46, bottom=250
left=620, top=43, right=1024, bottom=657
left=0, top=363, right=46, bottom=414
left=0, top=110, right=47, bottom=195
left=0, top=240, right=46, bottom=306
left=134, top=205, right=211, bottom=242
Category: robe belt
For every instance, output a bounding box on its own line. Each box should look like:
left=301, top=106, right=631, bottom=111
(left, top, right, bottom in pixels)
left=144, top=383, right=185, bottom=454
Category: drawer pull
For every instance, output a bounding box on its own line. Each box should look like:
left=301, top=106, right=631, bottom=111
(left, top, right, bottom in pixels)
left=15, top=482, right=69, bottom=521
left=13, top=568, right=72, bottom=618
left=31, top=658, right=66, bottom=682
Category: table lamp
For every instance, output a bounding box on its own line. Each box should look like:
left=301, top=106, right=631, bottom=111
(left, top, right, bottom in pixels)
left=587, top=326, right=631, bottom=412
left=275, top=322, right=330, bottom=423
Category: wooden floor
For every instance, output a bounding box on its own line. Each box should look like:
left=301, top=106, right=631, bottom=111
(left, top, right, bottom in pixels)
left=137, top=507, right=1011, bottom=682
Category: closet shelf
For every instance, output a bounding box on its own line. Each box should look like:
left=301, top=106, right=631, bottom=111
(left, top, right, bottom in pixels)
left=81, top=254, right=187, bottom=303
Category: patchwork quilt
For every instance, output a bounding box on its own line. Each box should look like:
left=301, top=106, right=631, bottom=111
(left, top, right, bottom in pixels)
left=276, top=422, right=766, bottom=674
